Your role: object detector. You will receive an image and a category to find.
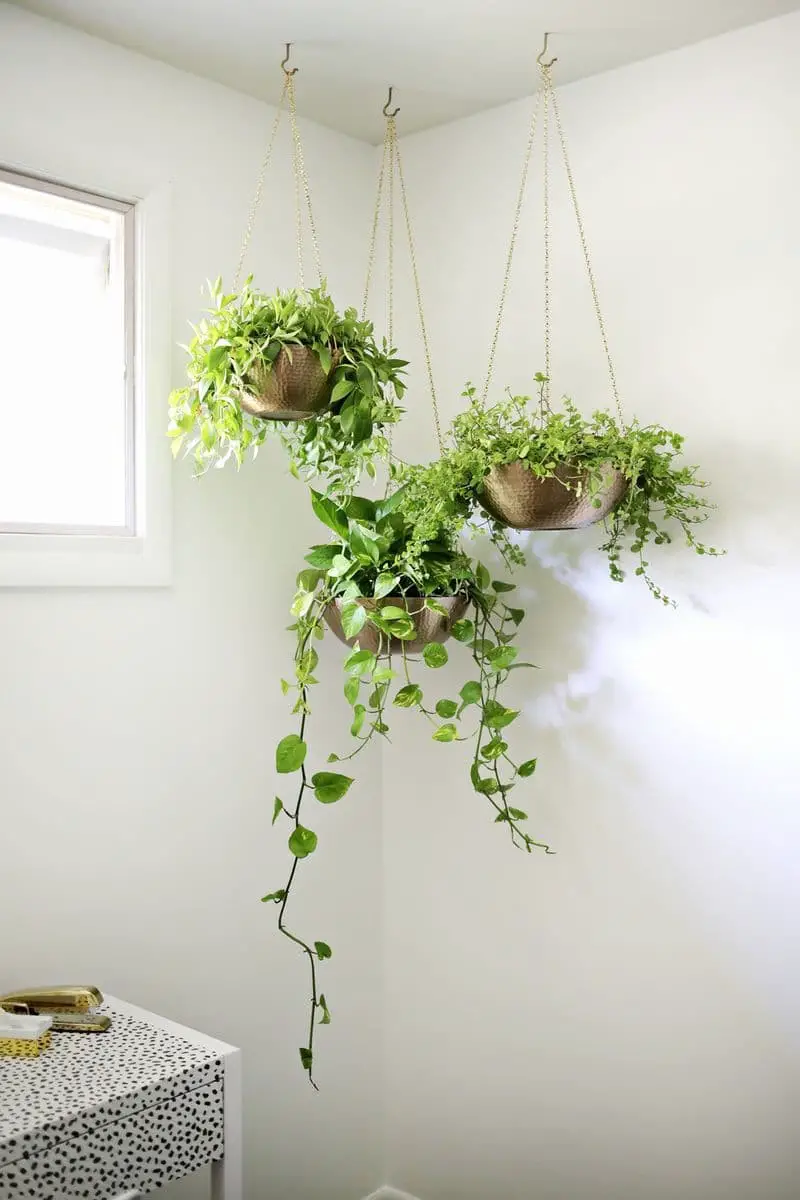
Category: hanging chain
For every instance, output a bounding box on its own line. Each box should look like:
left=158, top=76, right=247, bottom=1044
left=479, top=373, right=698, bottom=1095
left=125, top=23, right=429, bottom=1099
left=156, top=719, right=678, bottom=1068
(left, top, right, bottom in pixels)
left=362, top=126, right=391, bottom=320
left=542, top=67, right=552, bottom=407
left=287, top=72, right=323, bottom=288
left=233, top=77, right=289, bottom=290
left=393, top=119, right=444, bottom=453
left=387, top=118, right=396, bottom=353
left=481, top=87, right=544, bottom=405
left=545, top=70, right=624, bottom=427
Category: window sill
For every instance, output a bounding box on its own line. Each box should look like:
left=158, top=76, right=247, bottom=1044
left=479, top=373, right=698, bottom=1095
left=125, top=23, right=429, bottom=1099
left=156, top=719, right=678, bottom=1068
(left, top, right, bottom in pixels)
left=0, top=529, right=170, bottom=588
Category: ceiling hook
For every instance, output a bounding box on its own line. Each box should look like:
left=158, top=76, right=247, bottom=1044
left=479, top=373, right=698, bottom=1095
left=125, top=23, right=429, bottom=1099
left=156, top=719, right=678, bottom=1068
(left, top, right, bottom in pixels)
left=536, top=32, right=558, bottom=69
left=281, top=42, right=298, bottom=76
left=383, top=86, right=400, bottom=118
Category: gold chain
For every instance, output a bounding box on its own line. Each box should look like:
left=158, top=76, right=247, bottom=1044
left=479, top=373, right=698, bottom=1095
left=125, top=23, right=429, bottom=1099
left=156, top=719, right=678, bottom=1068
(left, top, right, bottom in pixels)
left=287, top=72, right=323, bottom=288
left=361, top=125, right=390, bottom=320
left=233, top=77, right=289, bottom=290
left=393, top=119, right=443, bottom=453
left=481, top=87, right=544, bottom=405
left=545, top=69, right=624, bottom=427
left=387, top=118, right=396, bottom=352
left=542, top=68, right=551, bottom=405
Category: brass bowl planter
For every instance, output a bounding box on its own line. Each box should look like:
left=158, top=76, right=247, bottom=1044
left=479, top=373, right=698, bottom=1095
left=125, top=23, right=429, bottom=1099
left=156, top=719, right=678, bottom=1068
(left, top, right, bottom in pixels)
left=480, top=460, right=627, bottom=531
left=324, top=594, right=469, bottom=655
left=240, top=346, right=339, bottom=421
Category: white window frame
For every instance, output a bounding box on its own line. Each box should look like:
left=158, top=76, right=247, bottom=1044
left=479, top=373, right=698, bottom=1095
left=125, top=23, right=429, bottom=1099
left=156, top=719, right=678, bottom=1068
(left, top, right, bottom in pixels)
left=0, top=166, right=171, bottom=587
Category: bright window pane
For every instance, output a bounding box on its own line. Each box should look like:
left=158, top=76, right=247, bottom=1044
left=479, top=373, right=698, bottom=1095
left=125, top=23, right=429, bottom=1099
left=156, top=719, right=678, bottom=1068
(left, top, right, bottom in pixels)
left=0, top=177, right=131, bottom=531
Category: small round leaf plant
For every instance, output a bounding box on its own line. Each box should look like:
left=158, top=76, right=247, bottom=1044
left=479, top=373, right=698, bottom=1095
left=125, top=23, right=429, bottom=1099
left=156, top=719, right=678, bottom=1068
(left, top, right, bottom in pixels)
left=168, top=277, right=407, bottom=491
left=262, top=473, right=551, bottom=1087
left=442, top=376, right=723, bottom=605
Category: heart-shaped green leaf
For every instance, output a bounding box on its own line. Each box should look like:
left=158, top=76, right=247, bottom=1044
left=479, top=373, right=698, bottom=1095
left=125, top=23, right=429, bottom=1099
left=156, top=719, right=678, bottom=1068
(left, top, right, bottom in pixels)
left=341, top=601, right=368, bottom=639
left=451, top=619, right=475, bottom=643
left=289, top=825, right=318, bottom=858
left=276, top=734, right=307, bottom=773
left=435, top=699, right=458, bottom=719
left=422, top=643, right=448, bottom=668
left=393, top=683, right=422, bottom=708
left=315, top=940, right=332, bottom=959
left=312, top=771, right=354, bottom=804
left=518, top=759, right=538, bottom=777
left=433, top=723, right=458, bottom=742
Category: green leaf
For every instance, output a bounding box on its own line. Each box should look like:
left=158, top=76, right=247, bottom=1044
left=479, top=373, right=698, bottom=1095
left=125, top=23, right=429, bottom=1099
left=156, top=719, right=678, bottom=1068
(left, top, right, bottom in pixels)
left=484, top=701, right=520, bottom=730
left=379, top=606, right=408, bottom=620
left=433, top=723, right=458, bottom=742
left=374, top=572, right=399, bottom=599
left=393, top=683, right=422, bottom=707
left=373, top=666, right=397, bottom=682
left=481, top=738, right=508, bottom=760
left=351, top=703, right=366, bottom=736
left=476, top=562, right=491, bottom=591
left=280, top=678, right=291, bottom=696
left=310, top=489, right=349, bottom=539
left=422, top=643, right=449, bottom=668
left=276, top=734, right=307, bottom=773
left=375, top=483, right=409, bottom=522
left=341, top=601, right=368, bottom=639
left=507, top=608, right=526, bottom=626
left=330, top=378, right=354, bottom=404
left=315, top=941, right=333, bottom=959
left=291, top=590, right=315, bottom=618
left=344, top=648, right=377, bottom=677
left=435, top=699, right=458, bottom=719
left=317, top=344, right=332, bottom=374
left=451, top=619, right=475, bottom=643
left=288, top=825, right=318, bottom=858
left=330, top=553, right=353, bottom=579
left=508, top=808, right=528, bottom=821
left=492, top=580, right=516, bottom=593
left=272, top=796, right=283, bottom=825
left=305, top=544, right=340, bottom=569
left=460, top=680, right=482, bottom=706
left=345, top=496, right=377, bottom=523
left=318, top=993, right=331, bottom=1025
left=261, top=889, right=286, bottom=904
left=349, top=522, right=382, bottom=565
left=312, top=771, right=354, bottom=804
left=487, top=645, right=519, bottom=672
left=518, top=759, right=538, bottom=777
left=299, top=1047, right=313, bottom=1071
left=344, top=676, right=360, bottom=706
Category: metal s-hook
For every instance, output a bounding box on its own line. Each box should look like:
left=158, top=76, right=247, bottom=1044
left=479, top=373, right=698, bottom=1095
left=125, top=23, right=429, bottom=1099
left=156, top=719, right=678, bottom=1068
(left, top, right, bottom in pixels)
left=281, top=42, right=298, bottom=75
left=383, top=86, right=400, bottom=118
left=537, top=31, right=557, bottom=69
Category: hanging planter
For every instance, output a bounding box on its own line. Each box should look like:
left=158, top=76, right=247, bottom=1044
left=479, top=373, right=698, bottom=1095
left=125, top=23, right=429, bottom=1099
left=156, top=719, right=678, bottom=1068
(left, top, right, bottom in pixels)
left=324, top=593, right=469, bottom=653
left=240, top=344, right=340, bottom=421
left=168, top=47, right=407, bottom=487
left=448, top=38, right=721, bottom=601
left=480, top=459, right=627, bottom=530
left=265, top=474, right=550, bottom=1088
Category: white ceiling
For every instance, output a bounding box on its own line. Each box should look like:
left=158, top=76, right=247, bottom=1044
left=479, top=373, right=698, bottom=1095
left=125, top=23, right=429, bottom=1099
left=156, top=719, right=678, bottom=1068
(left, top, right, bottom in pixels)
left=10, top=0, right=799, bottom=142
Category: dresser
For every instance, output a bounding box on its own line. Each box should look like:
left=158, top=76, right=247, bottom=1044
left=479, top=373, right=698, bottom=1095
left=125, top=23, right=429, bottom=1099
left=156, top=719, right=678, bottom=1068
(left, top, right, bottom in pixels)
left=0, top=997, right=241, bottom=1200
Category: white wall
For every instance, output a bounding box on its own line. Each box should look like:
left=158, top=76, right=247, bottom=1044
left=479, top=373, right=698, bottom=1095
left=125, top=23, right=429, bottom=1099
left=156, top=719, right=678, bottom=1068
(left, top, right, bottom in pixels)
left=0, top=7, right=384, bottom=1199
left=385, top=12, right=800, bottom=1200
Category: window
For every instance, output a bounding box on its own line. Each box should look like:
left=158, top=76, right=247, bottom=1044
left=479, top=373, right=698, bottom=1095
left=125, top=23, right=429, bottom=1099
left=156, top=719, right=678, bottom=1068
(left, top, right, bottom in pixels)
left=0, top=167, right=171, bottom=585
left=0, top=170, right=133, bottom=533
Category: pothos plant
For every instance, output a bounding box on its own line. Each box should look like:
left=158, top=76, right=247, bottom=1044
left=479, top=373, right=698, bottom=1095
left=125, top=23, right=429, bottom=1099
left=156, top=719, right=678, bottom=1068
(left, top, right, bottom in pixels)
left=444, top=377, right=723, bottom=604
left=168, top=277, right=406, bottom=490
left=262, top=475, right=551, bottom=1087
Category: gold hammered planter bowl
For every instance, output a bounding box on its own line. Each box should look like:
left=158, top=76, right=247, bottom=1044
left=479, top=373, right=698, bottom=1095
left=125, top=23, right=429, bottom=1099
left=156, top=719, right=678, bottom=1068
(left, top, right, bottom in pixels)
left=324, top=595, right=470, bottom=655
left=239, top=346, right=339, bottom=421
left=479, top=460, right=628, bottom=531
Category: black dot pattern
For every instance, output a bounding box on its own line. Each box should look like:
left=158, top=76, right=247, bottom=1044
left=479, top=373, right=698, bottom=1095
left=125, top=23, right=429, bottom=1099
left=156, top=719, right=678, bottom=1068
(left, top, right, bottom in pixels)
left=0, top=1005, right=226, bottom=1198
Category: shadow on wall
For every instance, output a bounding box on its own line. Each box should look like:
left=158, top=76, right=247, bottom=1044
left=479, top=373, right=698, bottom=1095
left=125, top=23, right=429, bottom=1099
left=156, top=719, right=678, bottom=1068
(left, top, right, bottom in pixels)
left=471, top=433, right=800, bottom=1050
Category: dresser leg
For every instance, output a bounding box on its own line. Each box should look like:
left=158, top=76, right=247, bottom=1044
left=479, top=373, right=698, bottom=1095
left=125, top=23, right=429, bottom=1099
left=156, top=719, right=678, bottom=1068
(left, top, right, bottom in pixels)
left=212, top=1047, right=243, bottom=1200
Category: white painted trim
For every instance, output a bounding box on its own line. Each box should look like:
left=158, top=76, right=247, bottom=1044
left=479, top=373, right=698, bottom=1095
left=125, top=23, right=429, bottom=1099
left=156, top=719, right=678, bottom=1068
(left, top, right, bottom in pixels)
left=0, top=180, right=172, bottom=587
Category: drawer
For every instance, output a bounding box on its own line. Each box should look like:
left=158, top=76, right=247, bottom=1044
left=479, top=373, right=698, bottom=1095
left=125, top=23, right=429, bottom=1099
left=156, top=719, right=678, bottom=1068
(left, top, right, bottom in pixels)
left=0, top=1078, right=224, bottom=1200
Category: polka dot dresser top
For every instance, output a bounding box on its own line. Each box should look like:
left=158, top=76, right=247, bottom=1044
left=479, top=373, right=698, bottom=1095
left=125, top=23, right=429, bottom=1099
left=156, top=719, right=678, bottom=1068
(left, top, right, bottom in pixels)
left=0, top=1000, right=229, bottom=1199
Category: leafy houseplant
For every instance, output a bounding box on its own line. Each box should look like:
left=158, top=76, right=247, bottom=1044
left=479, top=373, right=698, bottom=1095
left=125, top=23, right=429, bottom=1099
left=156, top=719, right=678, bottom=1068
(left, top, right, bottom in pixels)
left=447, top=378, right=722, bottom=604
left=262, top=477, right=551, bottom=1087
left=168, top=278, right=406, bottom=490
